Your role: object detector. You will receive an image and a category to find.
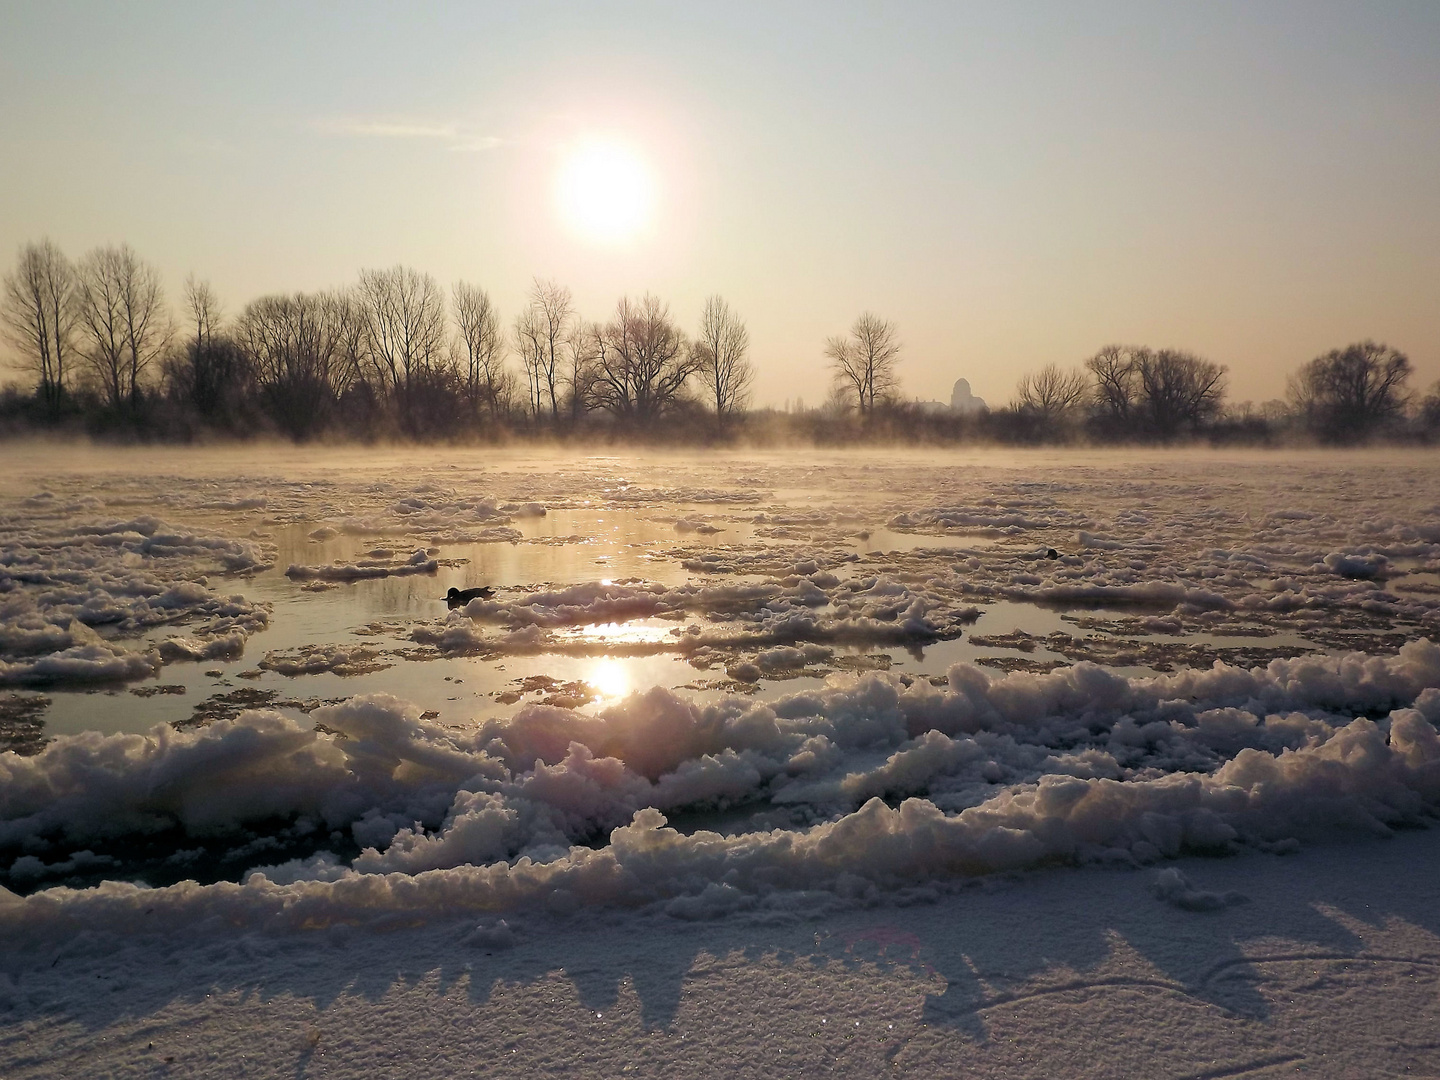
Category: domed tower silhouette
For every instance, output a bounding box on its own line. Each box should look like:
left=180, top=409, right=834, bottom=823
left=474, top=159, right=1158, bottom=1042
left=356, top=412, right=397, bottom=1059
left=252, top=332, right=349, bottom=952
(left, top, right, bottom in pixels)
left=950, top=378, right=986, bottom=415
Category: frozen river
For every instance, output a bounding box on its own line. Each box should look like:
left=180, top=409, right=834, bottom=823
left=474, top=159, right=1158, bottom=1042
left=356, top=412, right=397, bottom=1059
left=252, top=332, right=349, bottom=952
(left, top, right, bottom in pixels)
left=1, top=444, right=1438, bottom=895
left=3, top=444, right=1440, bottom=1078
left=11, top=446, right=1425, bottom=748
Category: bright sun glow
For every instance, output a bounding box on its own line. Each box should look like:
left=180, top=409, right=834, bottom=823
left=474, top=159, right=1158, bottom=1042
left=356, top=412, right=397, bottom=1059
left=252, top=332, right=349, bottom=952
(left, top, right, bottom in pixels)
left=587, top=658, right=631, bottom=700
left=555, top=140, right=656, bottom=243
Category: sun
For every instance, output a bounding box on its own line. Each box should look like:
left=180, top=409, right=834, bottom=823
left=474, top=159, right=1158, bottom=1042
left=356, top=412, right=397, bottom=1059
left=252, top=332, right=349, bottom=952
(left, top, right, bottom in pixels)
left=555, top=140, right=656, bottom=243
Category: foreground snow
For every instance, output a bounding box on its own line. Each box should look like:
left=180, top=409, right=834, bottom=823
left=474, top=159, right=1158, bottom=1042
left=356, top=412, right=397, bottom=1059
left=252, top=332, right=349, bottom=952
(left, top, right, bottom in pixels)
left=3, top=641, right=1439, bottom=926
left=3, top=829, right=1438, bottom=1078
left=3, top=644, right=1438, bottom=1077
left=1, top=447, right=1438, bottom=1076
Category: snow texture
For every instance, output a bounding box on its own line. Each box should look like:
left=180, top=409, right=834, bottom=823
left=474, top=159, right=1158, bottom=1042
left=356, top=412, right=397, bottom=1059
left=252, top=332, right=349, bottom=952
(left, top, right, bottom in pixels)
left=1, top=640, right=1436, bottom=937
left=2, top=449, right=1440, bottom=1078
left=0, top=509, right=270, bottom=686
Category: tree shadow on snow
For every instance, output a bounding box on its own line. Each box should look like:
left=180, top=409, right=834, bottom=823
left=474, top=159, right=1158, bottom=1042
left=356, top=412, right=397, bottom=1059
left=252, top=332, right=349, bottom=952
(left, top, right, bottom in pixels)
left=8, top=830, right=1440, bottom=1056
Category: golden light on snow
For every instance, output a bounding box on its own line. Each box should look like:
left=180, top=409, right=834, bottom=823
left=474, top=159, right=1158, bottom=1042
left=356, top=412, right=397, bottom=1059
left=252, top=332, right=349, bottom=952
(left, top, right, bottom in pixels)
left=554, top=139, right=656, bottom=243
left=587, top=657, right=630, bottom=700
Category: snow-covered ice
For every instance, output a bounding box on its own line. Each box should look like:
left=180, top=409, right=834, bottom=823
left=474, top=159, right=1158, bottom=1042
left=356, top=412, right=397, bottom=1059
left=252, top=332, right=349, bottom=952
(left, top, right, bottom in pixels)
left=1, top=445, right=1438, bottom=1077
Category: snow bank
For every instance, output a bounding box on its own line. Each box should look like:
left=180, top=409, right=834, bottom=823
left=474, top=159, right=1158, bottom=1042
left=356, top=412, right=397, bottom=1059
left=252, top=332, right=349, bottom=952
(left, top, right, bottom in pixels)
left=1150, top=867, right=1248, bottom=910
left=890, top=499, right=1091, bottom=534
left=1325, top=552, right=1391, bottom=580
left=0, top=695, right=502, bottom=851
left=6, top=701, right=1437, bottom=936
left=1, top=642, right=1437, bottom=934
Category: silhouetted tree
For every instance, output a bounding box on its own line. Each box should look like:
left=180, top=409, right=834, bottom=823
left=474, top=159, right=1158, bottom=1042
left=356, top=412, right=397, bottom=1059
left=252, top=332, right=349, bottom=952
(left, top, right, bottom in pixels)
left=185, top=275, right=220, bottom=353
left=512, top=307, right=547, bottom=420
left=1086, top=344, right=1139, bottom=427
left=74, top=245, right=171, bottom=413
left=452, top=281, right=507, bottom=419
left=168, top=276, right=250, bottom=424
left=1, top=239, right=77, bottom=419
left=1013, top=363, right=1088, bottom=425
left=236, top=291, right=359, bottom=439
left=694, top=295, right=752, bottom=428
left=827, top=313, right=900, bottom=419
left=357, top=266, right=448, bottom=415
left=562, top=321, right=601, bottom=423
left=1288, top=341, right=1411, bottom=442
left=520, top=278, right=573, bottom=419
left=1421, top=382, right=1440, bottom=434
left=1085, top=344, right=1226, bottom=438
left=1135, top=349, right=1227, bottom=433
left=327, top=289, right=370, bottom=403
left=592, top=294, right=699, bottom=425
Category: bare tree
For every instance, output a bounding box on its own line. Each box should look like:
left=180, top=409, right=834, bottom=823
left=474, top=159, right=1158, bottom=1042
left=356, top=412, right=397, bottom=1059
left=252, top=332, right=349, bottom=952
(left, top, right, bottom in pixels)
left=74, top=245, right=171, bottom=412
left=826, top=312, right=900, bottom=418
left=1421, top=381, right=1440, bottom=432
left=1288, top=341, right=1411, bottom=441
left=325, top=288, right=369, bottom=402
left=1134, top=349, right=1227, bottom=433
left=1085, top=344, right=1138, bottom=425
left=184, top=274, right=221, bottom=353
left=694, top=295, right=752, bottom=427
left=1013, top=363, right=1088, bottom=424
left=523, top=278, right=573, bottom=419
left=1084, top=344, right=1226, bottom=437
left=562, top=321, right=601, bottom=423
left=1, top=239, right=76, bottom=417
left=592, top=294, right=700, bottom=424
left=512, top=307, right=547, bottom=419
left=236, top=291, right=358, bottom=438
left=452, top=281, right=507, bottom=418
left=357, top=266, right=448, bottom=397
left=168, top=275, right=249, bottom=422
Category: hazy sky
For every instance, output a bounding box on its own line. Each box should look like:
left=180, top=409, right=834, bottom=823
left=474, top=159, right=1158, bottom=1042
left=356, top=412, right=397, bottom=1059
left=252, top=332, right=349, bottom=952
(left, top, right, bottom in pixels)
left=2, top=1, right=1438, bottom=408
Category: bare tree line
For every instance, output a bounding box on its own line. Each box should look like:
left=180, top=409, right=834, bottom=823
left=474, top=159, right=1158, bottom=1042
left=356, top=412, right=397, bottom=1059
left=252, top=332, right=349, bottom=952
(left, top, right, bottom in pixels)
left=1006, top=340, right=1436, bottom=443
left=3, top=236, right=1436, bottom=444
left=1, top=241, right=173, bottom=419
left=0, top=240, right=759, bottom=440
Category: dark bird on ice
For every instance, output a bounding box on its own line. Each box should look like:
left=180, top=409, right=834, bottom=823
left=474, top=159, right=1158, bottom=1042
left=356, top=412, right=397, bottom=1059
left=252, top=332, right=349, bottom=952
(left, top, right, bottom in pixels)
left=446, top=586, right=494, bottom=607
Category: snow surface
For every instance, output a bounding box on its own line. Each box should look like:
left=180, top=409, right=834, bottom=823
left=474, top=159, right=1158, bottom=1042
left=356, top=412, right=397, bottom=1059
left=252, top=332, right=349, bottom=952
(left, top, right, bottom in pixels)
left=1, top=446, right=1438, bottom=1077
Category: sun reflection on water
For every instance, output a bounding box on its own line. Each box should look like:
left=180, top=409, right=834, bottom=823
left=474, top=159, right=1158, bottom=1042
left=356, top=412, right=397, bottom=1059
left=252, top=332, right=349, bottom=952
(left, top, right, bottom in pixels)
left=587, top=658, right=630, bottom=700
left=558, top=620, right=679, bottom=645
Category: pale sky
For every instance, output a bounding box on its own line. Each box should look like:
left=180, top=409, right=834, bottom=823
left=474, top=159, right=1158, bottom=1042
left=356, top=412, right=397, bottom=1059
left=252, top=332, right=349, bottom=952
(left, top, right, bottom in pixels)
left=2, top=1, right=1438, bottom=408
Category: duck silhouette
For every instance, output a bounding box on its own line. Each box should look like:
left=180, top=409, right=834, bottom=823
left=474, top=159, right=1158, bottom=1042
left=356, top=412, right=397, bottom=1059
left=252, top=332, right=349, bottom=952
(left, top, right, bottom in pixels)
left=445, top=586, right=494, bottom=607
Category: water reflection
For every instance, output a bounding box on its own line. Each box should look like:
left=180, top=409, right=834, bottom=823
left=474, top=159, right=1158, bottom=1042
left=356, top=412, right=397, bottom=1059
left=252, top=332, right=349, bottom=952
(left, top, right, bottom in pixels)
left=26, top=501, right=1310, bottom=742
left=587, top=659, right=631, bottom=701
left=556, top=621, right=681, bottom=647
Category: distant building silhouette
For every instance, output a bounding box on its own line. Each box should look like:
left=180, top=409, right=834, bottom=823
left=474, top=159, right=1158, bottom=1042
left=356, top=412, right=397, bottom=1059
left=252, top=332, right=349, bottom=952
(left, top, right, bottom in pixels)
left=914, top=377, right=988, bottom=415
left=950, top=378, right=986, bottom=414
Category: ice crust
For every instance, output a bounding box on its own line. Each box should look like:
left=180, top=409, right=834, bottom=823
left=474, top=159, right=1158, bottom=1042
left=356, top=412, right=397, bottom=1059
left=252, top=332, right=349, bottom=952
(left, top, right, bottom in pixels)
left=3, top=642, right=1438, bottom=935
left=285, top=548, right=440, bottom=582
left=3, top=452, right=1440, bottom=940
left=411, top=575, right=972, bottom=656
left=6, top=453, right=1440, bottom=1079
left=0, top=512, right=271, bottom=686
